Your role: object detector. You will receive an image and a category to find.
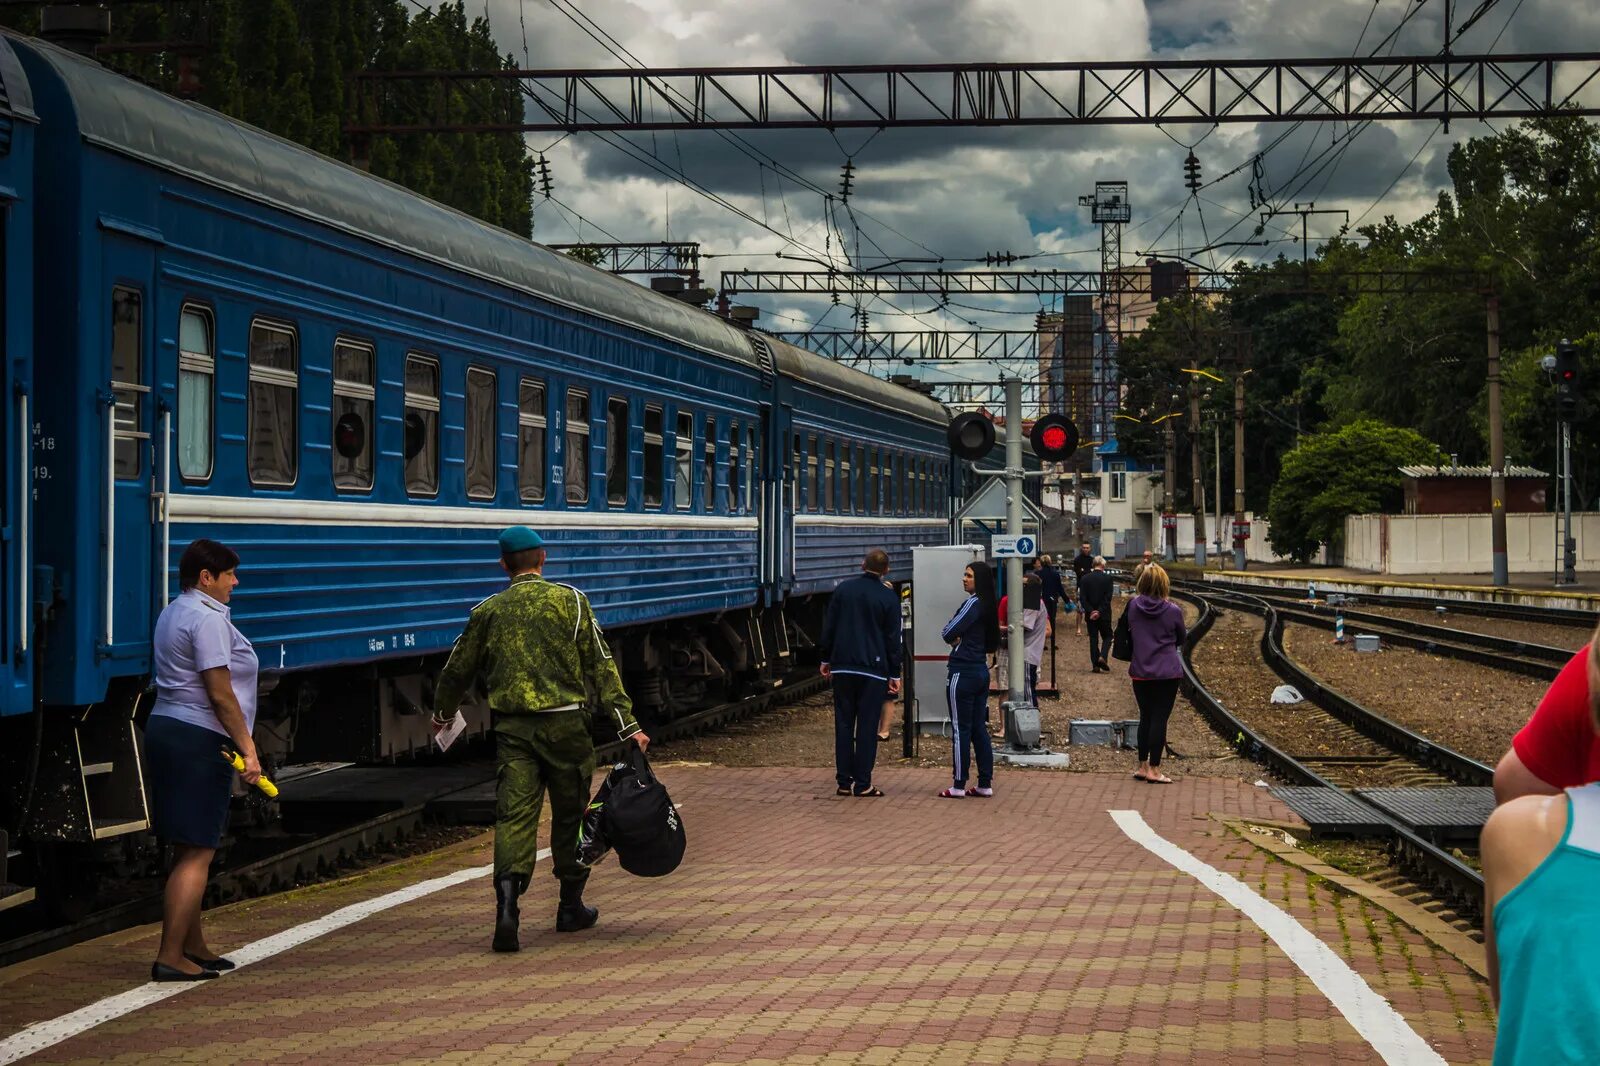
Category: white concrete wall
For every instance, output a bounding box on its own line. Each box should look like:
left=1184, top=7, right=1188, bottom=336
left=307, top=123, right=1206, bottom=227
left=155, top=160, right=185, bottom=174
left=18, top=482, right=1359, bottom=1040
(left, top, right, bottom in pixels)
left=1099, top=512, right=1309, bottom=565
left=1344, top=512, right=1600, bottom=574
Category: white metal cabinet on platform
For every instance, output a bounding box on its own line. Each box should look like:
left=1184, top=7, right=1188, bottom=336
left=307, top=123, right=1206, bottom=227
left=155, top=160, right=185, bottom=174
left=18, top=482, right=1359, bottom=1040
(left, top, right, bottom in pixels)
left=910, top=544, right=986, bottom=733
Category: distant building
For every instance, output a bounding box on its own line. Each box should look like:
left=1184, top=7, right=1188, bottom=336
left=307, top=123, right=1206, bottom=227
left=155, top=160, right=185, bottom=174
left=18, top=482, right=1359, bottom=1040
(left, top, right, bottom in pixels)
left=1399, top=464, right=1548, bottom=514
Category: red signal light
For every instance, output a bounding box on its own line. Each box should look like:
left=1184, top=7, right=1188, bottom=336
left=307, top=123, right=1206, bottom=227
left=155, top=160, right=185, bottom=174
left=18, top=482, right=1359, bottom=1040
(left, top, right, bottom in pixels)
left=1028, top=413, right=1079, bottom=461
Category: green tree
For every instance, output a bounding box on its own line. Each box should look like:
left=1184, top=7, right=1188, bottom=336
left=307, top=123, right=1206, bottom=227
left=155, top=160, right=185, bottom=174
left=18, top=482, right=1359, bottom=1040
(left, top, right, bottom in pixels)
left=561, top=245, right=609, bottom=268
left=1266, top=420, right=1446, bottom=561
left=0, top=0, right=533, bottom=236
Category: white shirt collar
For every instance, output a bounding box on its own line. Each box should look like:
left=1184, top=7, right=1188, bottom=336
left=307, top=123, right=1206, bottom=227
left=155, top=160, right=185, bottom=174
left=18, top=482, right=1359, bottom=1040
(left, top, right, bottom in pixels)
left=186, top=588, right=231, bottom=619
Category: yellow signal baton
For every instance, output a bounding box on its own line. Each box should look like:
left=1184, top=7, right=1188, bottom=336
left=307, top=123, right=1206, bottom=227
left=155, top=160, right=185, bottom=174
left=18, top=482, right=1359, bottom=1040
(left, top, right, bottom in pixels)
left=221, top=749, right=279, bottom=798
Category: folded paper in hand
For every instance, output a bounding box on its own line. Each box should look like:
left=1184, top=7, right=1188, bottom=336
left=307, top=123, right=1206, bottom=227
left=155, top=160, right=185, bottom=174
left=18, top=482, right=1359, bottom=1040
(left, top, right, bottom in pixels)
left=433, top=711, right=467, bottom=753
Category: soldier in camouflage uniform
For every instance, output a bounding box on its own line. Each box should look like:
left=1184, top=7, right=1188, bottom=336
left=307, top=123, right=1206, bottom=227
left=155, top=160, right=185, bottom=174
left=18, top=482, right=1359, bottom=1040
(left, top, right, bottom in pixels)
left=432, top=525, right=648, bottom=953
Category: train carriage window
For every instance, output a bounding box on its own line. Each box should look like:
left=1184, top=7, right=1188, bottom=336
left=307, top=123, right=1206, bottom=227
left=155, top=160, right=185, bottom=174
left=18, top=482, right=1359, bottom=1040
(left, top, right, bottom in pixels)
left=606, top=396, right=629, bottom=507
left=822, top=440, right=835, bottom=513
left=518, top=378, right=546, bottom=502
left=703, top=416, right=716, bottom=512
left=868, top=447, right=881, bottom=515
left=177, top=304, right=214, bottom=481
left=745, top=426, right=756, bottom=515
left=897, top=453, right=907, bottom=513
left=727, top=420, right=742, bottom=514
left=674, top=411, right=692, bottom=510
left=403, top=353, right=439, bottom=496
left=465, top=367, right=497, bottom=500
left=110, top=288, right=146, bottom=479
left=644, top=405, right=664, bottom=509
left=806, top=435, right=819, bottom=513
left=841, top=446, right=853, bottom=514
left=566, top=388, right=590, bottom=504
left=331, top=339, right=375, bottom=491
left=248, top=320, right=299, bottom=486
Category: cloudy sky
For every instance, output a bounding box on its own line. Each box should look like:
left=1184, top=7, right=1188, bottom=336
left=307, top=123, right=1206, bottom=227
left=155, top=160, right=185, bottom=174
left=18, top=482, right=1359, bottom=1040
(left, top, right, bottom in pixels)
left=431, top=0, right=1597, bottom=383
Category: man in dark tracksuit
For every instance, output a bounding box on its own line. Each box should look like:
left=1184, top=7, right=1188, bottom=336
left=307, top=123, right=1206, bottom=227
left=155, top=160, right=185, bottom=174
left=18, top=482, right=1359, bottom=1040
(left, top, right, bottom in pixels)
left=819, top=549, right=902, bottom=796
left=1078, top=555, right=1116, bottom=672
left=432, top=525, right=648, bottom=953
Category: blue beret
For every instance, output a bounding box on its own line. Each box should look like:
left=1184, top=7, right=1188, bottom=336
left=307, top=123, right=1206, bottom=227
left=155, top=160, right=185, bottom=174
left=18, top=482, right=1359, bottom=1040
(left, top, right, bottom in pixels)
left=498, top=525, right=544, bottom=553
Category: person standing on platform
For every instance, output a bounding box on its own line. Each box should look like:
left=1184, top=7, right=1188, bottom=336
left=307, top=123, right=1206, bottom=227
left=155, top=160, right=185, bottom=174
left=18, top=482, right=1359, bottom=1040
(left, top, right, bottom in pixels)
left=939, top=561, right=1000, bottom=798
left=999, top=575, right=1052, bottom=706
left=1078, top=556, right=1115, bottom=672
left=1038, top=555, right=1064, bottom=627
left=1071, top=542, right=1094, bottom=635
left=1132, top=549, right=1154, bottom=586
left=1481, top=622, right=1600, bottom=1063
left=1127, top=564, right=1185, bottom=784
left=432, top=526, right=648, bottom=953
left=144, top=539, right=259, bottom=982
left=819, top=550, right=902, bottom=797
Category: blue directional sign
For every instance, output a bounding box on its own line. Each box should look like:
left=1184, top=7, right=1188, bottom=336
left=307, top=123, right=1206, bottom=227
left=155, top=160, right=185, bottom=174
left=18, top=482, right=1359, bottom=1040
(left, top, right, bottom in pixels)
left=992, top=534, right=1037, bottom=558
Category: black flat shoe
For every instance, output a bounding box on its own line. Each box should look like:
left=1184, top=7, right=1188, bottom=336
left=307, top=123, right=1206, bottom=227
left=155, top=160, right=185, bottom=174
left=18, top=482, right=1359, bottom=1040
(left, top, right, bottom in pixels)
left=151, top=961, right=219, bottom=982
left=184, top=952, right=236, bottom=972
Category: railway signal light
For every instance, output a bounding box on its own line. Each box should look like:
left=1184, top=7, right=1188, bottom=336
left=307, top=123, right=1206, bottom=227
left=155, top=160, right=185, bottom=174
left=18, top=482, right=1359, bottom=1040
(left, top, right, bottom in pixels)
left=1556, top=339, right=1580, bottom=421
left=947, top=412, right=996, bottom=461
left=1029, top=413, right=1080, bottom=462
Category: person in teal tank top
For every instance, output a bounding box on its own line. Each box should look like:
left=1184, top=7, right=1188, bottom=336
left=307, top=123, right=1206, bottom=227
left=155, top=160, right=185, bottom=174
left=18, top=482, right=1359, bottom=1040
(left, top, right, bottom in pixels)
left=1483, top=624, right=1600, bottom=1065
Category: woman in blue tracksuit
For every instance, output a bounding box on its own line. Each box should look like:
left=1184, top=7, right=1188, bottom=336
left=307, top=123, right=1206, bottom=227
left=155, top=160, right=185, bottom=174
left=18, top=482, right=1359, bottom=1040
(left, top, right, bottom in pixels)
left=941, top=561, right=1001, bottom=798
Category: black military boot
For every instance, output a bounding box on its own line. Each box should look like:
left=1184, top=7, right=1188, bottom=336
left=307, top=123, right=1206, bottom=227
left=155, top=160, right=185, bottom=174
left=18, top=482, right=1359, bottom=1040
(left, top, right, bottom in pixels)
left=492, top=873, right=528, bottom=953
left=555, top=876, right=598, bottom=932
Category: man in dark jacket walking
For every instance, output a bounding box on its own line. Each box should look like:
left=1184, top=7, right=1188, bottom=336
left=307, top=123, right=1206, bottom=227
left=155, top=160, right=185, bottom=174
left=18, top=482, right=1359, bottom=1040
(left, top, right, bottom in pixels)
left=819, top=549, right=903, bottom=796
left=1037, top=555, right=1065, bottom=624
left=1078, top=555, right=1115, bottom=672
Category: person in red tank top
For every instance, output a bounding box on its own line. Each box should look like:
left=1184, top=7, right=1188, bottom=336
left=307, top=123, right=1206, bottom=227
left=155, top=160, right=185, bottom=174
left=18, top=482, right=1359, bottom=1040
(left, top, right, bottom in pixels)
left=1495, top=628, right=1600, bottom=803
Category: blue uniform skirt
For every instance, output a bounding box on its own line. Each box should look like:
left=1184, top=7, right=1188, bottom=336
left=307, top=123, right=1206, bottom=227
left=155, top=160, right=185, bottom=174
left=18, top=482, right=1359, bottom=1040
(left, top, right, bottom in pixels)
left=143, top=714, right=235, bottom=848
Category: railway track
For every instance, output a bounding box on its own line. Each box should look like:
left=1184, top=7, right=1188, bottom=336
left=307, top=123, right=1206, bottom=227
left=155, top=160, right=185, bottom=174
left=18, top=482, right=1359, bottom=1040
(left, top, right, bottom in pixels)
left=1176, top=586, right=1488, bottom=920
left=0, top=670, right=826, bottom=969
left=1195, top=581, right=1573, bottom=681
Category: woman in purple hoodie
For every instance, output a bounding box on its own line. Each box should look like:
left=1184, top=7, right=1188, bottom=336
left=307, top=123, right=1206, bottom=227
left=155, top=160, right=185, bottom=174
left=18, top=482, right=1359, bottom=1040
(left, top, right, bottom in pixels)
left=1127, top=563, right=1186, bottom=784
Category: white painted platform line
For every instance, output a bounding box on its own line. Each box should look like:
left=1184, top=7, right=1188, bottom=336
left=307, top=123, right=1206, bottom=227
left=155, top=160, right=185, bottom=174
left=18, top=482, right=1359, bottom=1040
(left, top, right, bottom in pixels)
left=1109, top=810, right=1446, bottom=1066
left=0, top=849, right=537, bottom=1065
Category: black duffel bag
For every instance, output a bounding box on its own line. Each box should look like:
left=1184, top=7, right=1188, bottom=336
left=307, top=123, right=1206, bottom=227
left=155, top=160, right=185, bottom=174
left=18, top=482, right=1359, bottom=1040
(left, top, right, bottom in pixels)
left=578, top=747, right=685, bottom=877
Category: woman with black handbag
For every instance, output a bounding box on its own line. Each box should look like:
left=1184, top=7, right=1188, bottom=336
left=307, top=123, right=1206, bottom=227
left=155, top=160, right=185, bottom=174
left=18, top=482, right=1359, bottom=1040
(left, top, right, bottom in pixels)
left=1124, top=564, right=1186, bottom=784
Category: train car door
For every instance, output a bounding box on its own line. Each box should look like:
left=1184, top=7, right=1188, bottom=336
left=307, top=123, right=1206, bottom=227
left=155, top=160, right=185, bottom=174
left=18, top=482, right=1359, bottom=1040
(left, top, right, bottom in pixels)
left=102, top=235, right=157, bottom=664
left=758, top=404, right=783, bottom=603
left=0, top=204, right=15, bottom=713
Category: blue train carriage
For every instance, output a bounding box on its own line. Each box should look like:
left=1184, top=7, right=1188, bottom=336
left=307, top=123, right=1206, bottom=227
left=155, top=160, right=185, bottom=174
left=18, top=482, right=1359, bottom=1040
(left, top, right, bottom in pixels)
left=8, top=33, right=790, bottom=870
left=0, top=33, right=37, bottom=911
left=769, top=338, right=951, bottom=623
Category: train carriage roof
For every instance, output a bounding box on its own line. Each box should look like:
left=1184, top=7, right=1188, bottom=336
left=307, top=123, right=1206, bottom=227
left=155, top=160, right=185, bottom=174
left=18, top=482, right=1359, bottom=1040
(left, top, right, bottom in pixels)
left=17, top=36, right=946, bottom=427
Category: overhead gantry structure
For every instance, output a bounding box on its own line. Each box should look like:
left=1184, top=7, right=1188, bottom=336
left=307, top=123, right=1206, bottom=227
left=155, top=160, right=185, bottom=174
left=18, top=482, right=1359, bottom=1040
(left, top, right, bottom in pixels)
left=345, top=53, right=1600, bottom=134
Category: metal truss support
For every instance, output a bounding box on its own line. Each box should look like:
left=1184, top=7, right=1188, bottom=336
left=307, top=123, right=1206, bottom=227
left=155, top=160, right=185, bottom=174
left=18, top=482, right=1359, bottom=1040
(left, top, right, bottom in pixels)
left=546, top=241, right=701, bottom=277
left=346, top=53, right=1600, bottom=134
left=719, top=268, right=1491, bottom=298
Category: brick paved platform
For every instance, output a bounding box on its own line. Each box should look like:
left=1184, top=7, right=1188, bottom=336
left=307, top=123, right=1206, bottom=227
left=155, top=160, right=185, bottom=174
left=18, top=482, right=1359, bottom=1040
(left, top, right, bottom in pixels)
left=0, top=767, right=1495, bottom=1065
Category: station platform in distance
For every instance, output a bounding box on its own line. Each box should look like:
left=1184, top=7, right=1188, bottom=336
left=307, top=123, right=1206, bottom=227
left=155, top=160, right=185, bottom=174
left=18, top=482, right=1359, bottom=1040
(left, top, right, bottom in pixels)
left=1211, top=566, right=1600, bottom=611
left=0, top=767, right=1493, bottom=1065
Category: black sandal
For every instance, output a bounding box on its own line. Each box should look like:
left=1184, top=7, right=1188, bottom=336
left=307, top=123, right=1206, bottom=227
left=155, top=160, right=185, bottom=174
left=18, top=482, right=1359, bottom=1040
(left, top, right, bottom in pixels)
left=853, top=787, right=885, bottom=797
left=836, top=787, right=852, bottom=796
left=875, top=733, right=891, bottom=742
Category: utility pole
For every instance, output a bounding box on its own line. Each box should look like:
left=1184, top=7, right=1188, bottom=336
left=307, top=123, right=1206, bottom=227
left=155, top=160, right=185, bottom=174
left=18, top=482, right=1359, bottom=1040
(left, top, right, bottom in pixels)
left=1005, top=380, right=1026, bottom=711
left=1214, top=420, right=1222, bottom=562
left=1189, top=364, right=1207, bottom=566
left=1487, top=295, right=1508, bottom=586
left=1233, top=370, right=1249, bottom=571
left=1162, top=414, right=1178, bottom=562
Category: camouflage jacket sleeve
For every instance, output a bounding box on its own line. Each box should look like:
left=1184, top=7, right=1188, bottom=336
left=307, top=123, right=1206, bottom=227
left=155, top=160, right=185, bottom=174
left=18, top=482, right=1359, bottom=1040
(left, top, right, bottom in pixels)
left=434, top=599, right=491, bottom=716
left=577, top=591, right=638, bottom=739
